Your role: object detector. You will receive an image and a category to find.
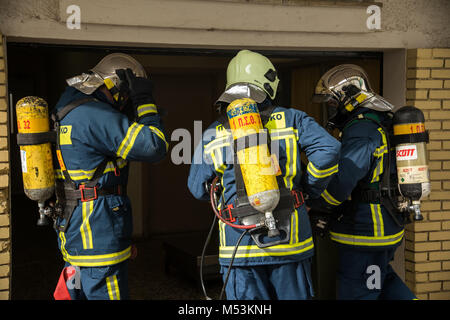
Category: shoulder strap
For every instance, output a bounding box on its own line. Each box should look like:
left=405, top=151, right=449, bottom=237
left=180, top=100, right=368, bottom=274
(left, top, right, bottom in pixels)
left=342, top=112, right=381, bottom=132
left=52, top=97, right=97, bottom=122
left=53, top=97, right=98, bottom=189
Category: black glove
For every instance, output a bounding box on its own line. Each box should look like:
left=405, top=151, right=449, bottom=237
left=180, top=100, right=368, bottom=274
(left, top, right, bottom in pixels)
left=308, top=210, right=331, bottom=238
left=305, top=198, right=335, bottom=238
left=116, top=68, right=156, bottom=119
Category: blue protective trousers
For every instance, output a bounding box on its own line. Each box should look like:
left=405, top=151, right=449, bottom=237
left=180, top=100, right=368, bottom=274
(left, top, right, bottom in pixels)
left=336, top=246, right=416, bottom=300
left=221, top=259, right=314, bottom=300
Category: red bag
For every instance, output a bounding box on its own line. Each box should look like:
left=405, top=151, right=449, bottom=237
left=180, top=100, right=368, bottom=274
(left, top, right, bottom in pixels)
left=53, top=266, right=77, bottom=300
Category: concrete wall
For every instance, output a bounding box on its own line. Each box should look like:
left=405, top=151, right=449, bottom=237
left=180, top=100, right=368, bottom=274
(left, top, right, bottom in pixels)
left=0, top=0, right=449, bottom=50
left=0, top=33, right=10, bottom=300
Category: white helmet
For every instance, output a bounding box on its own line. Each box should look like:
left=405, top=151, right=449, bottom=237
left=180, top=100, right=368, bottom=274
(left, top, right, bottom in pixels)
left=66, top=53, right=147, bottom=95
left=313, top=64, right=394, bottom=127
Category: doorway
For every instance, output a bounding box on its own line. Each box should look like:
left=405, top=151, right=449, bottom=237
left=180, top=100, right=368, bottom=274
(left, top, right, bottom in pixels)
left=6, top=43, right=382, bottom=299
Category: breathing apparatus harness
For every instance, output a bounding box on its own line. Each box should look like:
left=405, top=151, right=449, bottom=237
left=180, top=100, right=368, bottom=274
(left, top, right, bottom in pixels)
left=49, top=97, right=125, bottom=232
left=343, top=112, right=410, bottom=227
left=199, top=102, right=305, bottom=300
left=327, top=84, right=430, bottom=227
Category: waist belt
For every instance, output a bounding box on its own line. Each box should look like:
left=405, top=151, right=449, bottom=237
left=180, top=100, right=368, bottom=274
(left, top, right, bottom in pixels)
left=352, top=187, right=400, bottom=204
left=220, top=189, right=304, bottom=223
left=55, top=182, right=126, bottom=232
left=61, top=184, right=127, bottom=202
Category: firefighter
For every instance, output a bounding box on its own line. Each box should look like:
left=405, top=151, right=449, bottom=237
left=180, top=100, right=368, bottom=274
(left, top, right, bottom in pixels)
left=311, top=64, right=416, bottom=300
left=187, top=50, right=340, bottom=300
left=52, top=53, right=168, bottom=300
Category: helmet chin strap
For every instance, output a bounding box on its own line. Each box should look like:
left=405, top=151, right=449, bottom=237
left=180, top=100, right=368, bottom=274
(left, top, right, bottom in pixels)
left=103, top=78, right=129, bottom=111
left=326, top=85, right=370, bottom=130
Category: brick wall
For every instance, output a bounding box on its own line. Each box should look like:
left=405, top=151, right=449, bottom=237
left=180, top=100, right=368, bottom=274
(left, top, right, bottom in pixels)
left=0, top=32, right=10, bottom=300
left=405, top=48, right=450, bottom=300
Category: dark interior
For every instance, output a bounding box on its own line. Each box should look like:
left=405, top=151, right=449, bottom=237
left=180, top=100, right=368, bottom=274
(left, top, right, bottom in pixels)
left=6, top=43, right=382, bottom=299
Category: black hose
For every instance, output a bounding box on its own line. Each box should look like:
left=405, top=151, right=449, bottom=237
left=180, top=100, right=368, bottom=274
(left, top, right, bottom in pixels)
left=219, top=229, right=249, bottom=300
left=200, top=212, right=217, bottom=300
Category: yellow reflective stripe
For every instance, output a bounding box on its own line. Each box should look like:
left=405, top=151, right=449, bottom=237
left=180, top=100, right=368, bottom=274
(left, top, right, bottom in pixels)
left=370, top=203, right=384, bottom=237
left=371, top=128, right=388, bottom=183
left=330, top=230, right=404, bottom=247
left=307, top=162, right=339, bottom=179
left=320, top=189, right=341, bottom=206
left=55, top=159, right=128, bottom=181
left=284, top=135, right=297, bottom=190
left=268, top=128, right=298, bottom=141
left=219, top=220, right=226, bottom=247
left=59, top=231, right=69, bottom=257
left=210, top=150, right=220, bottom=173
left=290, top=209, right=299, bottom=244
left=356, top=93, right=367, bottom=103
left=149, top=125, right=169, bottom=152
left=106, top=275, right=120, bottom=300
left=61, top=246, right=132, bottom=267
left=121, top=124, right=144, bottom=159
left=204, top=136, right=230, bottom=154
left=80, top=200, right=94, bottom=250
left=117, top=122, right=139, bottom=158
left=370, top=158, right=383, bottom=183
left=219, top=236, right=314, bottom=259
left=344, top=103, right=355, bottom=112
left=137, top=103, right=157, bottom=117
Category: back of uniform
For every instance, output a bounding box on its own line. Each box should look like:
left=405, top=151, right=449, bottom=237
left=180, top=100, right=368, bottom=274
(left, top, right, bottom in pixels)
left=188, top=104, right=340, bottom=299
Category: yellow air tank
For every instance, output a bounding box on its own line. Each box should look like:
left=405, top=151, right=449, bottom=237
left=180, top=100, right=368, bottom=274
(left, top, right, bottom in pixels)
left=16, top=97, right=55, bottom=224
left=227, top=98, right=280, bottom=236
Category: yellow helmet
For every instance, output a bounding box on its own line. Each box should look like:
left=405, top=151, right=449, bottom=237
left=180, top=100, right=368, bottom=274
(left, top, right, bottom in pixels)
left=216, top=50, right=279, bottom=105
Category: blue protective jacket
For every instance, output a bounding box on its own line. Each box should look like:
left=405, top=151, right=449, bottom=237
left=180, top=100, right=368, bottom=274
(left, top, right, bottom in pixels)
left=53, top=86, right=168, bottom=267
left=317, top=107, right=405, bottom=250
left=188, top=105, right=341, bottom=266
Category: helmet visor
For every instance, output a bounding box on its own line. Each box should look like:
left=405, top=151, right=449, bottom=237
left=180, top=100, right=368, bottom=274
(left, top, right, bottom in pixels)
left=66, top=72, right=104, bottom=95
left=215, top=83, right=267, bottom=105
left=312, top=93, right=336, bottom=104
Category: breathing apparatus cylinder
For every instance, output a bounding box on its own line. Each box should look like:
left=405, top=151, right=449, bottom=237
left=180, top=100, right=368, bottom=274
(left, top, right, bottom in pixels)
left=392, top=106, right=430, bottom=221
left=226, top=98, right=280, bottom=237
left=16, top=97, right=55, bottom=225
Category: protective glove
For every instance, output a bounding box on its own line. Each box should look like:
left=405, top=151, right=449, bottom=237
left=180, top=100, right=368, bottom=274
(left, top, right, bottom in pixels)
left=305, top=198, right=335, bottom=238
left=116, top=68, right=157, bottom=120
left=308, top=210, right=331, bottom=238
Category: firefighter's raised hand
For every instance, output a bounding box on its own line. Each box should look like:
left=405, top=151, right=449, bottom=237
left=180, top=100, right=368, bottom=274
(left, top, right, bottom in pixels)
left=117, top=68, right=156, bottom=117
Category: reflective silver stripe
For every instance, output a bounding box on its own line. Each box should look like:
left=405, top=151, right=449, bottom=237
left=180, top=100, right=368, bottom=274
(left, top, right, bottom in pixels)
left=373, top=145, right=388, bottom=157
left=106, top=276, right=120, bottom=300
left=55, top=159, right=128, bottom=181
left=80, top=200, right=94, bottom=250
left=204, top=136, right=231, bottom=154
left=116, top=123, right=143, bottom=159
left=219, top=237, right=314, bottom=258
left=269, top=128, right=298, bottom=140
left=285, top=137, right=296, bottom=190
left=62, top=246, right=132, bottom=267
left=370, top=203, right=384, bottom=237
left=371, top=157, right=383, bottom=183
left=307, top=162, right=339, bottom=179
left=330, top=230, right=404, bottom=246
left=320, top=189, right=341, bottom=206
left=290, top=209, right=298, bottom=244
left=137, top=104, right=157, bottom=117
